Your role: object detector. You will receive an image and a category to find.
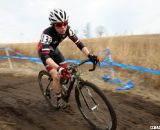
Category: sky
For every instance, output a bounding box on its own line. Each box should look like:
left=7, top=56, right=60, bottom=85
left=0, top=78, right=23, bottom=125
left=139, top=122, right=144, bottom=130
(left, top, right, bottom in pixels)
left=0, top=0, right=160, bottom=43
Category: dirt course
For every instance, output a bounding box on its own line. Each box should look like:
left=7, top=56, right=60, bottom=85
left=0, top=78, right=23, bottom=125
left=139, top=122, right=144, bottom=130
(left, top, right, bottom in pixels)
left=0, top=60, right=160, bottom=130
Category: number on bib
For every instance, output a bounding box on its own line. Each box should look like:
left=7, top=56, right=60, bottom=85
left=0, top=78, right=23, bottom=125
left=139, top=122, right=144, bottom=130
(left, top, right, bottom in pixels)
left=41, top=34, right=52, bottom=44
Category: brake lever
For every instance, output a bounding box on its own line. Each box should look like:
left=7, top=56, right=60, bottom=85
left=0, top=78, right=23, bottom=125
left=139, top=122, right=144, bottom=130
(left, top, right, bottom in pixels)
left=89, top=62, right=97, bottom=71
left=77, top=59, right=98, bottom=71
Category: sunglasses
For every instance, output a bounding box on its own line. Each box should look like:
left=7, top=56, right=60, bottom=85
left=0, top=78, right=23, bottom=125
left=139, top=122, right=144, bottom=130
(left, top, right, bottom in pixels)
left=54, top=21, right=68, bottom=28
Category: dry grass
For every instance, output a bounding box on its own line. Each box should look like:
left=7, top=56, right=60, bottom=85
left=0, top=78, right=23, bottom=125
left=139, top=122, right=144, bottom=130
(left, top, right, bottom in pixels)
left=0, top=43, right=38, bottom=57
left=0, top=34, right=160, bottom=88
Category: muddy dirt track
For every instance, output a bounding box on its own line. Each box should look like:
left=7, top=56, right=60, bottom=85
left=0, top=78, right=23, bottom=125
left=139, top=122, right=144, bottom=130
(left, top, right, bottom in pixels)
left=0, top=72, right=160, bottom=130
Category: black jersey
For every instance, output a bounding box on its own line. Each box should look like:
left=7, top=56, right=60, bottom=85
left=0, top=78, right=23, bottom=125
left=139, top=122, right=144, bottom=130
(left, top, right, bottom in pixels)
left=38, top=25, right=85, bottom=60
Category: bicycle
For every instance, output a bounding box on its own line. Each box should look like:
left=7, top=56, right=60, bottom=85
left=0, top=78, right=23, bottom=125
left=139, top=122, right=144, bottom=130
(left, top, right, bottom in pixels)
left=38, top=59, right=117, bottom=130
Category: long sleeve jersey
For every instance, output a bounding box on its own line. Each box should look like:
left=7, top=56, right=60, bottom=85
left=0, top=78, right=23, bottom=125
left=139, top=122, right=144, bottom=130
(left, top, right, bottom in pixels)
left=38, top=25, right=85, bottom=59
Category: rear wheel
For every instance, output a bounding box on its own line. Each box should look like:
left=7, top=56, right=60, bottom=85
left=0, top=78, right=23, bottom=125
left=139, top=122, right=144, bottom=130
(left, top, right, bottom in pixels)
left=38, top=70, right=59, bottom=109
left=75, top=81, right=117, bottom=130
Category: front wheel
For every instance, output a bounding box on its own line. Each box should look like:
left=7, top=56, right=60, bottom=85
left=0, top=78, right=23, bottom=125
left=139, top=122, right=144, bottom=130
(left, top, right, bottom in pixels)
left=75, top=81, right=117, bottom=130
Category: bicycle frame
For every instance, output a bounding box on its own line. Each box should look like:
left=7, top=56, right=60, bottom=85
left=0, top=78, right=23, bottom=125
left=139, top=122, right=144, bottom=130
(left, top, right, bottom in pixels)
left=60, top=59, right=97, bottom=103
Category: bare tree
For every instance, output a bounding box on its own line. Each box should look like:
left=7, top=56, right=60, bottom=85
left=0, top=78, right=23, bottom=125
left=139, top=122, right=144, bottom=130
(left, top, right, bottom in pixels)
left=95, top=25, right=105, bottom=37
left=83, top=22, right=91, bottom=38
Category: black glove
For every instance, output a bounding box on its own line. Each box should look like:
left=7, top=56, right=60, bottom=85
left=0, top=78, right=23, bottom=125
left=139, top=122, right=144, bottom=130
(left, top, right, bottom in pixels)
left=88, top=54, right=99, bottom=64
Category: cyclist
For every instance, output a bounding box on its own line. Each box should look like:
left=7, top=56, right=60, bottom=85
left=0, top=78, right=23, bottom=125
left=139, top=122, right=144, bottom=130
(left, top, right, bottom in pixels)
left=38, top=9, right=99, bottom=108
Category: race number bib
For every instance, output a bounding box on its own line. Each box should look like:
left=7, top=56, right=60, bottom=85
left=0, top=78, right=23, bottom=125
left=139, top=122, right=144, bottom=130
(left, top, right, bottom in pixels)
left=41, top=34, right=52, bottom=44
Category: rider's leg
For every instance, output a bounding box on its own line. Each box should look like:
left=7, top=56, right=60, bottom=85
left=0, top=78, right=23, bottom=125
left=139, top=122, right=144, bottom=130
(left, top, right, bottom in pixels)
left=49, top=48, right=65, bottom=97
left=39, top=48, right=68, bottom=108
left=48, top=69, right=61, bottom=96
left=49, top=68, right=69, bottom=108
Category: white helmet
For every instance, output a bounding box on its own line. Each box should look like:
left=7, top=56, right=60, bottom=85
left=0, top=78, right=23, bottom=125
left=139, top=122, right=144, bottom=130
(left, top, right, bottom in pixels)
left=49, top=9, right=69, bottom=25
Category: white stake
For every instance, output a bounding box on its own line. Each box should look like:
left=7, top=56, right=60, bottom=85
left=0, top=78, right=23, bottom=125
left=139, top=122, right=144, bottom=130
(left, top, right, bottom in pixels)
left=5, top=48, right=13, bottom=69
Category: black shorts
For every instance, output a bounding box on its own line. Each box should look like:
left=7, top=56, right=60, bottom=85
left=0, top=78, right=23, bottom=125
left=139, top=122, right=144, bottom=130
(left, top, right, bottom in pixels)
left=39, top=48, right=65, bottom=71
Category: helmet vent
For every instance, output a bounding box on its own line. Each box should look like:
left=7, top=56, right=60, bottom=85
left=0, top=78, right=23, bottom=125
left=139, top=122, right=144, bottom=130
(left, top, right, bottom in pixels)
left=54, top=13, right=62, bottom=22
left=54, top=10, right=58, bottom=13
left=64, top=11, right=66, bottom=19
left=60, top=12, right=63, bottom=18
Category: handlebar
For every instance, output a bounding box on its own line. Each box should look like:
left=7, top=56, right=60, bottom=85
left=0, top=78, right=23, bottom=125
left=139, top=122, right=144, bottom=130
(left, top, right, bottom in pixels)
left=71, top=59, right=97, bottom=71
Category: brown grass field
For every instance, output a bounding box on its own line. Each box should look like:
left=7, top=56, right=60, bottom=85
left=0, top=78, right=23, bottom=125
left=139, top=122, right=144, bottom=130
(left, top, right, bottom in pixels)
left=1, top=34, right=160, bottom=68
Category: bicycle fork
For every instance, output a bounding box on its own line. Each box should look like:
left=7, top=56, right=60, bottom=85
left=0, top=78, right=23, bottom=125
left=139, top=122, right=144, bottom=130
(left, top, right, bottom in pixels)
left=77, top=83, right=99, bottom=111
left=44, top=79, right=52, bottom=99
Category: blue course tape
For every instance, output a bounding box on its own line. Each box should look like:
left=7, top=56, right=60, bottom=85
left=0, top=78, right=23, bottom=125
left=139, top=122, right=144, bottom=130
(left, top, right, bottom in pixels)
left=0, top=56, right=91, bottom=65
left=66, top=60, right=93, bottom=64
left=112, top=61, right=160, bottom=75
left=0, top=56, right=93, bottom=65
left=100, top=59, right=160, bottom=74
left=0, top=53, right=160, bottom=74
left=116, top=80, right=135, bottom=90
left=0, top=56, right=42, bottom=64
left=102, top=75, right=135, bottom=90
